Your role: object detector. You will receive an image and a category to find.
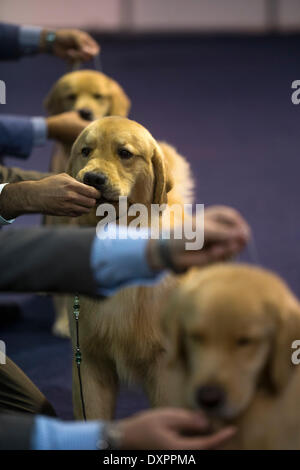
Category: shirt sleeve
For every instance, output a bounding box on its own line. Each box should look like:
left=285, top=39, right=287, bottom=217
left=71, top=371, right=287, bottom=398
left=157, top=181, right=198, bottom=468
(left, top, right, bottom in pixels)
left=31, top=117, right=48, bottom=147
left=0, top=183, right=15, bottom=225
left=0, top=115, right=47, bottom=158
left=31, top=416, right=104, bottom=450
left=18, top=25, right=43, bottom=55
left=90, top=224, right=166, bottom=296
left=0, top=23, right=21, bottom=59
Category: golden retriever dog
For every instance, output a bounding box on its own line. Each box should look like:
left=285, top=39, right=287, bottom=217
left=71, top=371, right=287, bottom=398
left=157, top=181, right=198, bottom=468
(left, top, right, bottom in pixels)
left=65, top=116, right=194, bottom=419
left=45, top=69, right=130, bottom=174
left=160, top=264, right=300, bottom=449
left=44, top=70, right=131, bottom=336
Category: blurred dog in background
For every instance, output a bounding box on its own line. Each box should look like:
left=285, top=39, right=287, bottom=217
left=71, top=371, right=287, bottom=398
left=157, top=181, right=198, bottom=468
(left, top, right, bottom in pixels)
left=161, top=264, right=300, bottom=449
left=44, top=69, right=131, bottom=175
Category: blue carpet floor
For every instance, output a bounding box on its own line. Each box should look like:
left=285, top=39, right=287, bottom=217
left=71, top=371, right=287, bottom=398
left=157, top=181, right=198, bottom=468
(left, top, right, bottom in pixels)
left=1, top=33, right=300, bottom=419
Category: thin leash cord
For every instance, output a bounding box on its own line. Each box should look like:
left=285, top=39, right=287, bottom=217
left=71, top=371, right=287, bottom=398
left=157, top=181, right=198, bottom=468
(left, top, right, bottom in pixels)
left=93, top=53, right=103, bottom=72
left=246, top=234, right=261, bottom=265
left=73, top=295, right=87, bottom=421
left=67, top=53, right=103, bottom=73
left=70, top=52, right=102, bottom=421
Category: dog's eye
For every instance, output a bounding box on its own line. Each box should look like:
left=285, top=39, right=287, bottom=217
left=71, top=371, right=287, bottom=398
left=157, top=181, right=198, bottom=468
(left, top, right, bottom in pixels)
left=236, top=337, right=253, bottom=347
left=67, top=93, right=77, bottom=100
left=81, top=147, right=92, bottom=157
left=93, top=93, right=103, bottom=99
left=118, top=148, right=133, bottom=159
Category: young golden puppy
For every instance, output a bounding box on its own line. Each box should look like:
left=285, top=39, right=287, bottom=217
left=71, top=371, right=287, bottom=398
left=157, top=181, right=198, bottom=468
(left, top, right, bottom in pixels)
left=66, top=116, right=194, bottom=419
left=45, top=71, right=131, bottom=336
left=161, top=264, right=300, bottom=449
left=45, top=69, right=131, bottom=175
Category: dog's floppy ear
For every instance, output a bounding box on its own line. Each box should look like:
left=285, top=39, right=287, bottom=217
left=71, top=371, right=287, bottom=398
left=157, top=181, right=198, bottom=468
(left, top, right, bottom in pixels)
left=66, top=130, right=86, bottom=178
left=108, top=80, right=131, bottom=117
left=65, top=146, right=77, bottom=178
left=160, top=290, right=187, bottom=366
left=269, top=298, right=300, bottom=392
left=44, top=84, right=62, bottom=115
left=152, top=143, right=174, bottom=204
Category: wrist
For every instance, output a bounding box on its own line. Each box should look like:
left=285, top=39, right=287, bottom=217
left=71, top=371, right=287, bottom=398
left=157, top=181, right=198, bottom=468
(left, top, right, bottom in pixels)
left=46, top=116, right=58, bottom=140
left=40, top=29, right=57, bottom=53
left=99, top=421, right=124, bottom=450
left=146, top=239, right=165, bottom=272
left=1, top=181, right=39, bottom=218
left=146, top=238, right=187, bottom=274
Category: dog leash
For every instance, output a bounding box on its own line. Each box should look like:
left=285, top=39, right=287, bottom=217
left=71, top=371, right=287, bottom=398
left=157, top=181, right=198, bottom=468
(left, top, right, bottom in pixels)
left=70, top=51, right=103, bottom=422
left=73, top=295, right=87, bottom=421
left=93, top=53, right=103, bottom=72
left=68, top=52, right=103, bottom=73
left=247, top=234, right=260, bottom=265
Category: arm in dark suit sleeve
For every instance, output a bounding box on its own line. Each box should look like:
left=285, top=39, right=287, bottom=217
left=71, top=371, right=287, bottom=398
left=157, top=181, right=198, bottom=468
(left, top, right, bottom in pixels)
left=0, top=115, right=34, bottom=158
left=0, top=23, right=21, bottom=59
left=0, top=227, right=98, bottom=296
left=0, top=23, right=42, bottom=60
left=0, top=413, right=34, bottom=450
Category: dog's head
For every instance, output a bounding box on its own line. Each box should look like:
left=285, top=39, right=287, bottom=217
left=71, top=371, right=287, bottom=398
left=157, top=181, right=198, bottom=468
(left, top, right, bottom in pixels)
left=44, top=70, right=130, bottom=120
left=161, top=264, right=300, bottom=422
left=68, top=117, right=173, bottom=222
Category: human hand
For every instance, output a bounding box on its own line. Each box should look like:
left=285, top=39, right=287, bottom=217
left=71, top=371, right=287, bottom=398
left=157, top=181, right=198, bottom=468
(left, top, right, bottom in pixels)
left=146, top=206, right=250, bottom=272
left=114, top=408, right=235, bottom=450
left=204, top=205, right=250, bottom=256
left=46, top=111, right=90, bottom=145
left=40, top=28, right=100, bottom=62
left=0, top=174, right=100, bottom=219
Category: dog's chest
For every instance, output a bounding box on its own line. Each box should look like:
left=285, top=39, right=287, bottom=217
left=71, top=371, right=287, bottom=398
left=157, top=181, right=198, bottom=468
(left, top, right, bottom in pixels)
left=79, top=277, right=175, bottom=360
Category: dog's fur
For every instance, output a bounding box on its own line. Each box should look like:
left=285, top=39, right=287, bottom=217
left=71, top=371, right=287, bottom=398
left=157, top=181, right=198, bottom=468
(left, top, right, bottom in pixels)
left=44, top=70, right=131, bottom=336
left=45, top=69, right=131, bottom=174
left=160, top=264, right=300, bottom=449
left=65, top=117, right=194, bottom=419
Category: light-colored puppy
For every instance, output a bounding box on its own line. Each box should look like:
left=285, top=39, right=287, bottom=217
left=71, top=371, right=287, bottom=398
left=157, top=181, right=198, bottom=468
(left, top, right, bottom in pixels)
left=45, top=70, right=131, bottom=336
left=45, top=69, right=131, bottom=174
left=65, top=116, right=194, bottom=420
left=161, top=264, right=300, bottom=449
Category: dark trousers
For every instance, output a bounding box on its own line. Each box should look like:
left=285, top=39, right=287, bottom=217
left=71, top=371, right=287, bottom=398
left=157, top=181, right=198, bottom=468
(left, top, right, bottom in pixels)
left=0, top=356, right=56, bottom=416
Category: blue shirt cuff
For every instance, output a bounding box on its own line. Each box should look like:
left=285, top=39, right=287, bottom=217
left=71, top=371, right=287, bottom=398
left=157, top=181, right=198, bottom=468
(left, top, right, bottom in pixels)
left=90, top=224, right=166, bottom=296
left=0, top=184, right=15, bottom=225
left=18, top=25, right=42, bottom=55
left=32, top=416, right=103, bottom=450
left=31, top=117, right=47, bottom=147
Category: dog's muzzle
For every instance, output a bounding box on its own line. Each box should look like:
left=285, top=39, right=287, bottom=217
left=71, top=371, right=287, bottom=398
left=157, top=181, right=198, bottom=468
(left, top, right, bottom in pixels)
left=195, top=385, right=225, bottom=412
left=78, top=108, right=94, bottom=121
left=83, top=171, right=107, bottom=191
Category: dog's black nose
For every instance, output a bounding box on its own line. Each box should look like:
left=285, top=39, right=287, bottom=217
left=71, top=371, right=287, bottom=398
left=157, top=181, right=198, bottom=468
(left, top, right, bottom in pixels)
left=83, top=171, right=107, bottom=190
left=196, top=385, right=225, bottom=410
left=78, top=108, right=94, bottom=121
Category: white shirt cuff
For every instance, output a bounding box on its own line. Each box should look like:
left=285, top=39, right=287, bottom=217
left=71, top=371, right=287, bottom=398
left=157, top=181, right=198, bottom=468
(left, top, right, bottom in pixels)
left=91, top=224, right=166, bottom=296
left=0, top=184, right=15, bottom=225
left=31, top=117, right=48, bottom=147
left=32, top=416, right=103, bottom=450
